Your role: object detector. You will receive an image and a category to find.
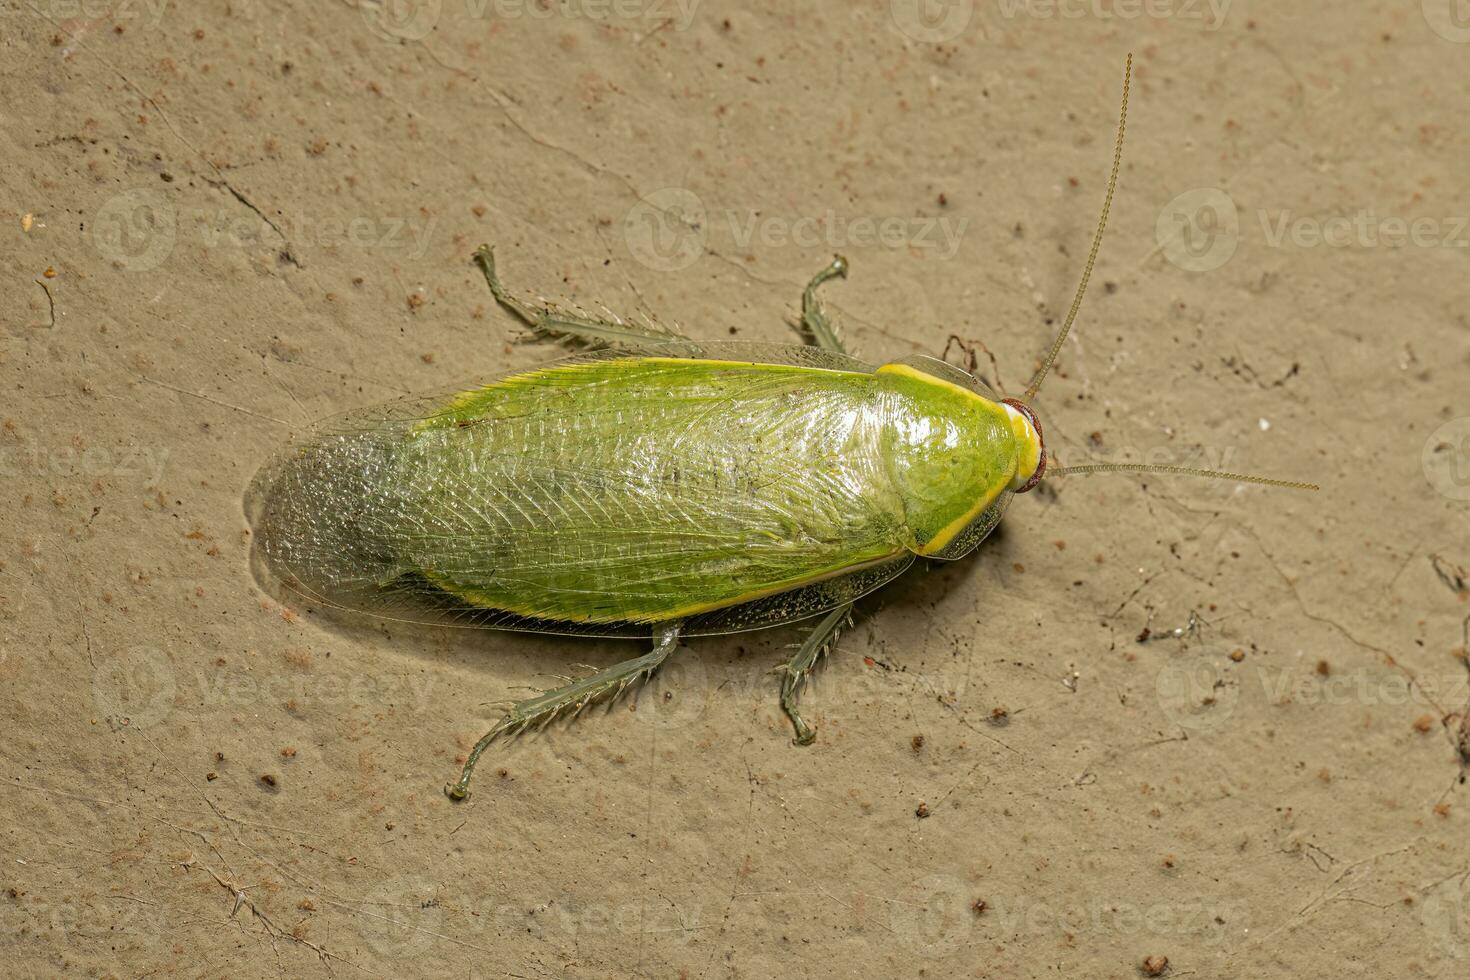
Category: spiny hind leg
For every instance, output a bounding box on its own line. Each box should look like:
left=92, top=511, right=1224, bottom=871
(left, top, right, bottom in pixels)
left=472, top=244, right=685, bottom=348
left=796, top=254, right=850, bottom=354
left=446, top=621, right=683, bottom=800
left=778, top=603, right=852, bottom=745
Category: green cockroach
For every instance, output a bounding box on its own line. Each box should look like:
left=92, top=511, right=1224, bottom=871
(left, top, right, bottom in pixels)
left=246, top=56, right=1314, bottom=800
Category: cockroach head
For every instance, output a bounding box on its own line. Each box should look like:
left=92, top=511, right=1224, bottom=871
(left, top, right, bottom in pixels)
left=1000, top=398, right=1045, bottom=494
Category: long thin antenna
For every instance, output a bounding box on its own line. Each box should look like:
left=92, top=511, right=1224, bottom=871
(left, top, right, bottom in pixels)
left=1023, top=53, right=1132, bottom=403
left=1047, top=462, right=1318, bottom=491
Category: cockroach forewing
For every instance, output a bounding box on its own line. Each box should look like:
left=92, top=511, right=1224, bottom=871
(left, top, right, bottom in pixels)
left=245, top=342, right=918, bottom=639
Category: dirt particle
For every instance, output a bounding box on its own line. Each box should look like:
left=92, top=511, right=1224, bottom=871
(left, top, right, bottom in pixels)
left=1413, top=714, right=1435, bottom=733
left=915, top=802, right=930, bottom=819
left=1141, top=954, right=1169, bottom=976
left=911, top=734, right=925, bottom=752
left=1315, top=659, right=1331, bottom=677
left=1229, top=649, right=1245, bottom=662
left=259, top=773, right=278, bottom=789
left=971, top=898, right=988, bottom=916
left=280, top=746, right=297, bottom=759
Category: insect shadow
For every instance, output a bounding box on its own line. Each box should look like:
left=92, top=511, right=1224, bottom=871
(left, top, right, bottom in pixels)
left=242, top=519, right=988, bottom=743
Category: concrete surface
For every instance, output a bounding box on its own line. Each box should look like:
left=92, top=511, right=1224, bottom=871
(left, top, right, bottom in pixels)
left=4, top=1, right=1470, bottom=977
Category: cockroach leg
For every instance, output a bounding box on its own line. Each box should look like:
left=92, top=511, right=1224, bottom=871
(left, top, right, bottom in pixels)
left=472, top=243, right=684, bottom=348
left=446, top=621, right=683, bottom=801
left=798, top=254, right=850, bottom=353
left=779, top=603, right=852, bottom=745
